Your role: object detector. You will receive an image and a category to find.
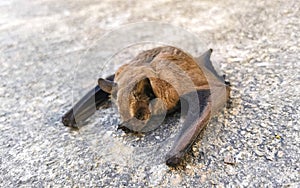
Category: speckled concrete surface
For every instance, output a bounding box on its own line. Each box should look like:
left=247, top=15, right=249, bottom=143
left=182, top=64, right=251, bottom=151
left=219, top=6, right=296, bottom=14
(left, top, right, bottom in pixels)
left=0, top=0, right=299, bottom=187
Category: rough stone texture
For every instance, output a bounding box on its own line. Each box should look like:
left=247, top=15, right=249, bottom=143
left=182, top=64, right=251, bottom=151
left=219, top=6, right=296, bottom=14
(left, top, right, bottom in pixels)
left=0, top=0, right=299, bottom=187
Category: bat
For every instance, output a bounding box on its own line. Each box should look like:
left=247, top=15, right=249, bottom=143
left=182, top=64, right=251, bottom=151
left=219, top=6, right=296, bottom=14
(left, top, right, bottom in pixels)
left=62, top=46, right=231, bottom=167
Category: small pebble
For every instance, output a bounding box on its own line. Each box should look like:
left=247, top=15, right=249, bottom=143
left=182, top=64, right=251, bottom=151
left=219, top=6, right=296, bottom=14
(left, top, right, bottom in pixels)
left=224, top=154, right=236, bottom=165
left=277, top=151, right=284, bottom=158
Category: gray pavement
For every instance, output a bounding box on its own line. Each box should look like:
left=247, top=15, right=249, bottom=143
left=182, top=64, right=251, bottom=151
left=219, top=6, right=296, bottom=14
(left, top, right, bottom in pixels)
left=0, top=0, right=299, bottom=187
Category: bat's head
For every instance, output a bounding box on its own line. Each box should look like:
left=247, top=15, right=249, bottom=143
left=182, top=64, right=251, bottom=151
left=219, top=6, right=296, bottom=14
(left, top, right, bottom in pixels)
left=119, top=77, right=154, bottom=121
left=98, top=65, right=167, bottom=132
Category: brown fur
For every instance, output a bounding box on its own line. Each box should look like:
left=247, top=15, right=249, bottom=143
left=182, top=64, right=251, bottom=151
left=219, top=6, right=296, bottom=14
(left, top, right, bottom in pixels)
left=111, top=46, right=228, bottom=131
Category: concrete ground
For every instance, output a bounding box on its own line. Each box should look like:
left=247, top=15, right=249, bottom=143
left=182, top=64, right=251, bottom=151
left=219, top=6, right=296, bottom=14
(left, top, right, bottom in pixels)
left=0, top=0, right=299, bottom=187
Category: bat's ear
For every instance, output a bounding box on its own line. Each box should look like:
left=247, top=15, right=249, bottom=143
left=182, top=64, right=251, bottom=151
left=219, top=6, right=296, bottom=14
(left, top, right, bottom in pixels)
left=98, top=78, right=116, bottom=94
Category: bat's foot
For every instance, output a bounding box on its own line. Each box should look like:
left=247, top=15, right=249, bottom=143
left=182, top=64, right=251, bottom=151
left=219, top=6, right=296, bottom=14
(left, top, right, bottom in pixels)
left=117, top=123, right=136, bottom=133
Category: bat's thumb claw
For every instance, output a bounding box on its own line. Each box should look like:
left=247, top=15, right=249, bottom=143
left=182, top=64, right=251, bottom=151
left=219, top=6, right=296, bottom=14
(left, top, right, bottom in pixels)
left=165, top=153, right=183, bottom=167
left=62, top=117, right=76, bottom=127
left=62, top=109, right=77, bottom=127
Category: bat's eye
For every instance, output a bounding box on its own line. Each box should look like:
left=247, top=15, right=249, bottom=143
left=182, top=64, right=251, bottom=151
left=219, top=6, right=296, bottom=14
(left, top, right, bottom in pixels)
left=134, top=107, right=149, bottom=120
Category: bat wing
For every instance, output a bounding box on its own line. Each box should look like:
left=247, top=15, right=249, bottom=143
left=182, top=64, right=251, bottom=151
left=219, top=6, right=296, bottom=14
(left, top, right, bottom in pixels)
left=62, top=75, right=114, bottom=127
left=165, top=50, right=230, bottom=166
left=196, top=49, right=224, bottom=82
left=165, top=89, right=212, bottom=167
left=196, top=49, right=230, bottom=114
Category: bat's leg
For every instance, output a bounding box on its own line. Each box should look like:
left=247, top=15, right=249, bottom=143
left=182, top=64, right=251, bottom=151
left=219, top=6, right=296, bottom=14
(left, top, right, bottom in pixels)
left=62, top=75, right=114, bottom=128
left=165, top=90, right=211, bottom=167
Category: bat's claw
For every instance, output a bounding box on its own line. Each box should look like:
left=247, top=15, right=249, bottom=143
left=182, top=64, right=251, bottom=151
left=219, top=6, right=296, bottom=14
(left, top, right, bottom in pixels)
left=117, top=122, right=136, bottom=133
left=225, top=80, right=231, bottom=86
left=166, top=155, right=182, bottom=167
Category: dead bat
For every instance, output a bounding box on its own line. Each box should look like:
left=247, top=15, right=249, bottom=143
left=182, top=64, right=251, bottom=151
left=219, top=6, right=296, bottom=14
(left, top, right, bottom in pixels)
left=62, top=46, right=230, bottom=167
